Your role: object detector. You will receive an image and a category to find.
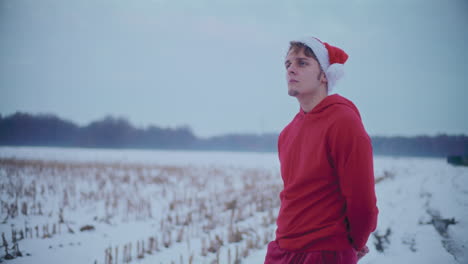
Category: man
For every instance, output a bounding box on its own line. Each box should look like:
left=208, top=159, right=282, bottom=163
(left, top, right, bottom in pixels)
left=264, top=37, right=379, bottom=263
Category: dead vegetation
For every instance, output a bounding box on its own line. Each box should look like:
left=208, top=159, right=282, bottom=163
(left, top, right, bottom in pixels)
left=0, top=158, right=281, bottom=263
left=375, top=170, right=395, bottom=184
left=373, top=228, right=392, bottom=253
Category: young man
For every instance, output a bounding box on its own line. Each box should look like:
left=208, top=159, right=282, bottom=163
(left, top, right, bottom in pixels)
left=264, top=37, right=379, bottom=263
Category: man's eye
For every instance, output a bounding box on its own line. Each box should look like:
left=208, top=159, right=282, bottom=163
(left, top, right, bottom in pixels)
left=299, top=61, right=307, bottom=66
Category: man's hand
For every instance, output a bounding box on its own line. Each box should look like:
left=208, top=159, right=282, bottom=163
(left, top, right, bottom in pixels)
left=356, top=245, right=369, bottom=261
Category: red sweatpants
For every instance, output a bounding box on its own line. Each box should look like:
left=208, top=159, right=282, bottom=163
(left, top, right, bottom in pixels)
left=264, top=240, right=357, bottom=264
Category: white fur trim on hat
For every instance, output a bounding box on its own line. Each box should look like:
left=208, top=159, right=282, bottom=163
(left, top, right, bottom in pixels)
left=325, top=63, right=345, bottom=94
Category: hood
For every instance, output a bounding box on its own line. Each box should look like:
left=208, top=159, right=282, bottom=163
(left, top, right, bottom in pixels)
left=298, top=94, right=362, bottom=120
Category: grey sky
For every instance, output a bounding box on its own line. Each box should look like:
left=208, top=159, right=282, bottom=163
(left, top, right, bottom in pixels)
left=1, top=0, right=467, bottom=138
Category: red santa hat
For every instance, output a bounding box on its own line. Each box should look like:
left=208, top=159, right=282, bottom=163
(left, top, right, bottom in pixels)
left=295, top=36, right=349, bottom=93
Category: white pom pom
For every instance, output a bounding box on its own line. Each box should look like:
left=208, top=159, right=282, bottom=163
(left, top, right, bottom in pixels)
left=325, top=63, right=345, bottom=94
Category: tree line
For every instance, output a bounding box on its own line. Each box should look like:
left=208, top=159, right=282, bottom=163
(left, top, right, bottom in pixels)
left=0, top=112, right=466, bottom=157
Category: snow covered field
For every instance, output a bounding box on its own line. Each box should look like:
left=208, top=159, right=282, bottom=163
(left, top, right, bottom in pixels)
left=0, top=146, right=467, bottom=264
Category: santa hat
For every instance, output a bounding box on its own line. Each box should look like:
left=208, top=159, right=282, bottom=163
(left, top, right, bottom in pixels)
left=295, top=37, right=348, bottom=93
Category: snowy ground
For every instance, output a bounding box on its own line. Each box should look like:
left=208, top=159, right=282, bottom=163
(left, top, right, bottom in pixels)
left=0, top=146, right=467, bottom=264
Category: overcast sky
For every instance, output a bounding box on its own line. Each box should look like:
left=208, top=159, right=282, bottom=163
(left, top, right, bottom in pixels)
left=1, top=0, right=467, bottom=138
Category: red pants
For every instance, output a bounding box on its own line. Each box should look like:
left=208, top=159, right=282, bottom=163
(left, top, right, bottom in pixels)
left=264, top=240, right=357, bottom=264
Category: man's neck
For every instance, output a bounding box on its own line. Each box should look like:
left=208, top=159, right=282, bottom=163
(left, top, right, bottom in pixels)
left=297, top=89, right=328, bottom=113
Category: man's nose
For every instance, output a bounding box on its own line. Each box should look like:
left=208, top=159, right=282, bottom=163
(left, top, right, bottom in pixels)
left=288, top=65, right=296, bottom=75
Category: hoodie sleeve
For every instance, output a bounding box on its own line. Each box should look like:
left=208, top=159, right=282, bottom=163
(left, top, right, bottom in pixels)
left=328, top=111, right=379, bottom=251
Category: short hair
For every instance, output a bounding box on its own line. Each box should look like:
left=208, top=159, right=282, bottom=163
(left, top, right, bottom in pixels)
left=287, top=41, right=321, bottom=70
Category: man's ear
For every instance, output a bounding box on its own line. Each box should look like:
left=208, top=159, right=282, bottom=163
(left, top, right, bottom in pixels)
left=321, top=71, right=328, bottom=84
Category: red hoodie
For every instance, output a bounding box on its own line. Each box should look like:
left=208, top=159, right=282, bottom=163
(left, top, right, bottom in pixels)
left=275, top=94, right=378, bottom=252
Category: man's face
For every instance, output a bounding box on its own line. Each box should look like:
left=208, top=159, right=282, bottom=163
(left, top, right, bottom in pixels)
left=285, top=48, right=326, bottom=97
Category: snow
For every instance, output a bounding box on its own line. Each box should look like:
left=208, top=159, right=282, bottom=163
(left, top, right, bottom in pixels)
left=0, top=147, right=467, bottom=264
